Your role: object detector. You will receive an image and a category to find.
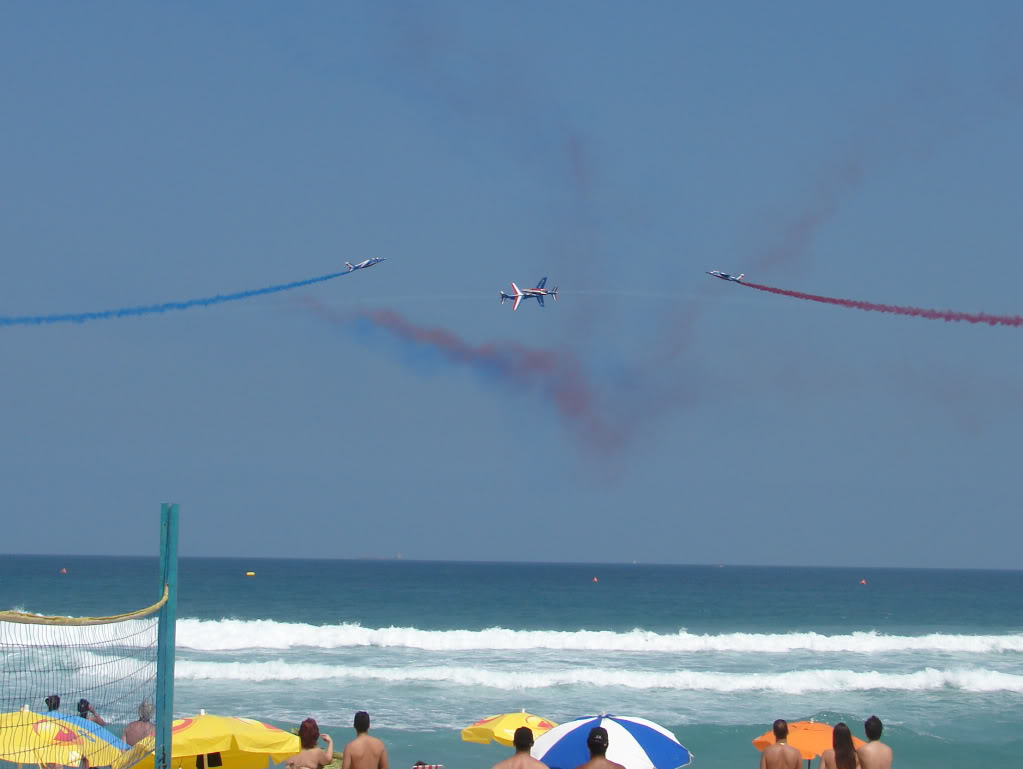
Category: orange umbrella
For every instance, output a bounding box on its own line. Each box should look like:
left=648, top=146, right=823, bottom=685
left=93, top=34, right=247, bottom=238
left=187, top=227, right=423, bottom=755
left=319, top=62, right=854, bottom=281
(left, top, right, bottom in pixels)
left=753, top=721, right=865, bottom=766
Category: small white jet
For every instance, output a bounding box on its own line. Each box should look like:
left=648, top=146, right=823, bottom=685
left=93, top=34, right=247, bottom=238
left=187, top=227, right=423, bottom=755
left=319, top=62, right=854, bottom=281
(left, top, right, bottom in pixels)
left=706, top=270, right=744, bottom=282
left=346, top=258, right=386, bottom=272
left=499, top=276, right=559, bottom=310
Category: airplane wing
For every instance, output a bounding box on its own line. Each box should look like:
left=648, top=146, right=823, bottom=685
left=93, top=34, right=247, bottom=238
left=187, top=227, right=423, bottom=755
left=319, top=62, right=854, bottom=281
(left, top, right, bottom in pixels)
left=536, top=276, right=547, bottom=289
left=536, top=295, right=545, bottom=308
left=512, top=295, right=522, bottom=311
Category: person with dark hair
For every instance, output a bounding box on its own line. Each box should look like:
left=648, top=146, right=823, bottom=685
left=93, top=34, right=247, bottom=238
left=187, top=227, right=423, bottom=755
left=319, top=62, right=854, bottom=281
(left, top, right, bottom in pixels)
left=760, top=719, right=801, bottom=769
left=489, top=727, right=549, bottom=769
left=856, top=716, right=891, bottom=769
left=818, top=723, right=859, bottom=769
left=123, top=701, right=156, bottom=747
left=44, top=695, right=60, bottom=712
left=341, top=711, right=388, bottom=769
left=77, top=699, right=107, bottom=727
left=575, top=727, right=624, bottom=769
left=286, top=718, right=334, bottom=769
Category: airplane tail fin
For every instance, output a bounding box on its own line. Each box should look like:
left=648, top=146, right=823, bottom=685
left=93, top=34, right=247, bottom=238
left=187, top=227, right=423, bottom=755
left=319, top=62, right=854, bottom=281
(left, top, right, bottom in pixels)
left=345, top=262, right=354, bottom=271
left=552, top=286, right=558, bottom=301
left=736, top=273, right=744, bottom=281
left=500, top=292, right=509, bottom=304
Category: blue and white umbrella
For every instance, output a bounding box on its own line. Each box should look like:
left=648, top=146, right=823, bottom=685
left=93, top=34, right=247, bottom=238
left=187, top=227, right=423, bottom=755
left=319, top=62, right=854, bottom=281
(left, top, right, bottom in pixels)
left=530, top=715, right=692, bottom=769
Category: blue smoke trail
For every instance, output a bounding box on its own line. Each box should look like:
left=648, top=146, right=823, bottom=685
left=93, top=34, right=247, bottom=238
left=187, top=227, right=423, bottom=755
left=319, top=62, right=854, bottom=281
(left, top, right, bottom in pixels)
left=0, top=270, right=350, bottom=327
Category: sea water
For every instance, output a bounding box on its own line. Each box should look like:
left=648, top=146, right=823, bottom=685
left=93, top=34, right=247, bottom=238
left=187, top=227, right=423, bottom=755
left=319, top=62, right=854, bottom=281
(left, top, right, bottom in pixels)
left=2, top=556, right=1021, bottom=768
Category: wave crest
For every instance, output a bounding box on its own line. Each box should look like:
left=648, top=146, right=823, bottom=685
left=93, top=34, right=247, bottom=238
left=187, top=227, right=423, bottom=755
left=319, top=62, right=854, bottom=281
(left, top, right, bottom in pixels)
left=176, top=619, right=1023, bottom=653
left=174, top=661, right=1023, bottom=693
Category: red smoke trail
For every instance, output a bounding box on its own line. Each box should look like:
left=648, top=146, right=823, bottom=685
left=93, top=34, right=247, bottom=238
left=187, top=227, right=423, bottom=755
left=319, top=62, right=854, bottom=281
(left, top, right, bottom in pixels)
left=302, top=299, right=626, bottom=452
left=743, top=281, right=1023, bottom=327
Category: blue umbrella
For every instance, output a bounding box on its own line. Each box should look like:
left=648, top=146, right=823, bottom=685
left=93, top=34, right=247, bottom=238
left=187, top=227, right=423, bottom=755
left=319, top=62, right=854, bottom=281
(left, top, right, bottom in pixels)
left=52, top=713, right=132, bottom=751
left=530, top=715, right=692, bottom=769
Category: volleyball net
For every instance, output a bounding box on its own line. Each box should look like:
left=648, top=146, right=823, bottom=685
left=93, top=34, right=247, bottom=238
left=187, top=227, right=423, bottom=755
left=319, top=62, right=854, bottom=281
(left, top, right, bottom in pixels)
left=0, top=505, right=178, bottom=769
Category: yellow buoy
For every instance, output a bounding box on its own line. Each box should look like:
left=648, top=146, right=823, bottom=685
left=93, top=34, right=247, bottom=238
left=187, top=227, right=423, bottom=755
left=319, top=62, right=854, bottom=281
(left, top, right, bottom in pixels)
left=245, top=571, right=256, bottom=577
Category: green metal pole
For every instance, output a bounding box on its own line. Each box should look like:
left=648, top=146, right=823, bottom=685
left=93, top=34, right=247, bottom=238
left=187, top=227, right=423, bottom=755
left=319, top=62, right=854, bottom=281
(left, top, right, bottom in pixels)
left=156, top=504, right=179, bottom=769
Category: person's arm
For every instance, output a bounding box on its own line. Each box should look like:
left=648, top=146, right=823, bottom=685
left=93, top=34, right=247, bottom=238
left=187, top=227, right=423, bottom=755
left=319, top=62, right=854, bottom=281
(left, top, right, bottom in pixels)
left=378, top=745, right=388, bottom=769
left=89, top=708, right=106, bottom=727
left=760, top=750, right=767, bottom=769
left=323, top=736, right=334, bottom=765
left=341, top=746, right=351, bottom=769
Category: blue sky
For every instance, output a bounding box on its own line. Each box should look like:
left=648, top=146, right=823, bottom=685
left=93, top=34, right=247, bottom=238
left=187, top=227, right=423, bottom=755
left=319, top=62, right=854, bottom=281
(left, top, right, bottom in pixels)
left=2, top=2, right=1022, bottom=568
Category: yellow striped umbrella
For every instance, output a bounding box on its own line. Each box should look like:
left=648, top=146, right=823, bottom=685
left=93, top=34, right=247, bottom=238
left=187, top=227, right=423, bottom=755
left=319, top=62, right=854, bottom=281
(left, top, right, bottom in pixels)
left=126, top=712, right=300, bottom=769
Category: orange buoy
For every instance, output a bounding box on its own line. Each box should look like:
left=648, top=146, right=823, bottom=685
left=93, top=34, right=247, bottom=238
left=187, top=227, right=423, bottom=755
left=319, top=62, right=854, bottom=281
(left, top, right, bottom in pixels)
left=58, top=567, right=68, bottom=574
left=859, top=578, right=867, bottom=585
left=592, top=577, right=598, bottom=582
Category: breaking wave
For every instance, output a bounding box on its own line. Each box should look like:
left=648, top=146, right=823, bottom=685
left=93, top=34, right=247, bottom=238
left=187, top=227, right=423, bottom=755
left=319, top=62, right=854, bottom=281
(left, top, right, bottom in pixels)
left=176, top=619, right=1023, bottom=653
left=174, top=660, right=1023, bottom=693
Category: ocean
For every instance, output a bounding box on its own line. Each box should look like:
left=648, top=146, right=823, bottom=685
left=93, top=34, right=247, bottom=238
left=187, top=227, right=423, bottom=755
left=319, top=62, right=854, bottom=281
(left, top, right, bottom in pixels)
left=2, top=556, right=1021, bottom=768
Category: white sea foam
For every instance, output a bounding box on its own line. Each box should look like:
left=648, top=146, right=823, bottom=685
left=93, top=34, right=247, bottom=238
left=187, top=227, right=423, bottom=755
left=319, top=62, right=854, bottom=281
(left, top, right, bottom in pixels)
left=176, top=619, right=1023, bottom=653
left=173, top=660, right=1023, bottom=693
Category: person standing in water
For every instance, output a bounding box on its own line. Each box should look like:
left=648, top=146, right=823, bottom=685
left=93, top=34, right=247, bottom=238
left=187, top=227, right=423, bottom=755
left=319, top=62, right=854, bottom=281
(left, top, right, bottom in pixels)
left=341, top=712, right=388, bottom=769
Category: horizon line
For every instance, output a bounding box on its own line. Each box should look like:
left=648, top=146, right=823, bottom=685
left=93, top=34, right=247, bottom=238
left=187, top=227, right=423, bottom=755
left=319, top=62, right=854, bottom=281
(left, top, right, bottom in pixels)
left=1, top=553, right=1019, bottom=573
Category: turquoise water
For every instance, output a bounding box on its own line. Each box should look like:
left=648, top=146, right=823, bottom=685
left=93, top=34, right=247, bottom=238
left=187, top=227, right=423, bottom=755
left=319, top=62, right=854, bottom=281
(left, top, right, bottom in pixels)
left=2, top=556, right=1022, bottom=768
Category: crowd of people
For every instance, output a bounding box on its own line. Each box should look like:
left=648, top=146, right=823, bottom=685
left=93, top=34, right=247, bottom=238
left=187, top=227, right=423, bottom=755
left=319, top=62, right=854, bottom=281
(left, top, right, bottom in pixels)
left=760, top=717, right=892, bottom=769
left=286, top=711, right=892, bottom=769
left=39, top=693, right=891, bottom=769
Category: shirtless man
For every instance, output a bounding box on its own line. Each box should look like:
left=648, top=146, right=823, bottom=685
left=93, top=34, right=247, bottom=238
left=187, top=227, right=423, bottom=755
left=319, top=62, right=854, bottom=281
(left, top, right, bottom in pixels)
left=341, top=712, right=388, bottom=769
left=122, top=702, right=156, bottom=747
left=490, top=727, right=548, bottom=769
left=856, top=716, right=892, bottom=769
left=576, top=727, right=624, bottom=769
left=760, top=720, right=802, bottom=769
left=287, top=718, right=333, bottom=769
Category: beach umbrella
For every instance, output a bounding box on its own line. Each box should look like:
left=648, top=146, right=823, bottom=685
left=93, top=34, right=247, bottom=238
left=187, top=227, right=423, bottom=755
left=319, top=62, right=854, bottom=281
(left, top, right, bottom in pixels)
left=0, top=707, right=127, bottom=767
left=461, top=711, right=558, bottom=747
left=126, top=711, right=300, bottom=769
left=753, top=721, right=866, bottom=768
left=531, top=715, right=692, bottom=769
left=51, top=714, right=131, bottom=751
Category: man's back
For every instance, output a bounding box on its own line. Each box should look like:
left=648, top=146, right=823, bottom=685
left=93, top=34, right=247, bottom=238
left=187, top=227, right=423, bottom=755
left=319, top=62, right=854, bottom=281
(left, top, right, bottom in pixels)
left=759, top=743, right=802, bottom=769
left=342, top=734, right=388, bottom=769
left=577, top=757, right=625, bottom=769
left=122, top=720, right=156, bottom=747
left=490, top=752, right=548, bottom=769
left=857, top=741, right=892, bottom=769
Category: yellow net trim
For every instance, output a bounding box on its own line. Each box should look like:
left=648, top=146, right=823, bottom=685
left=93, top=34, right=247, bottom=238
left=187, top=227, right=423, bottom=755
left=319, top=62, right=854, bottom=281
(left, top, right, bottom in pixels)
left=0, top=584, right=169, bottom=625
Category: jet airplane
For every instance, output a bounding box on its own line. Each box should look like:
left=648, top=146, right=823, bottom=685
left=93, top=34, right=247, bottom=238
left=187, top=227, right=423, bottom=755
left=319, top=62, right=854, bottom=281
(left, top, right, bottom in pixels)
left=346, top=258, right=386, bottom=271
left=706, top=270, right=744, bottom=282
left=500, top=276, right=559, bottom=310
